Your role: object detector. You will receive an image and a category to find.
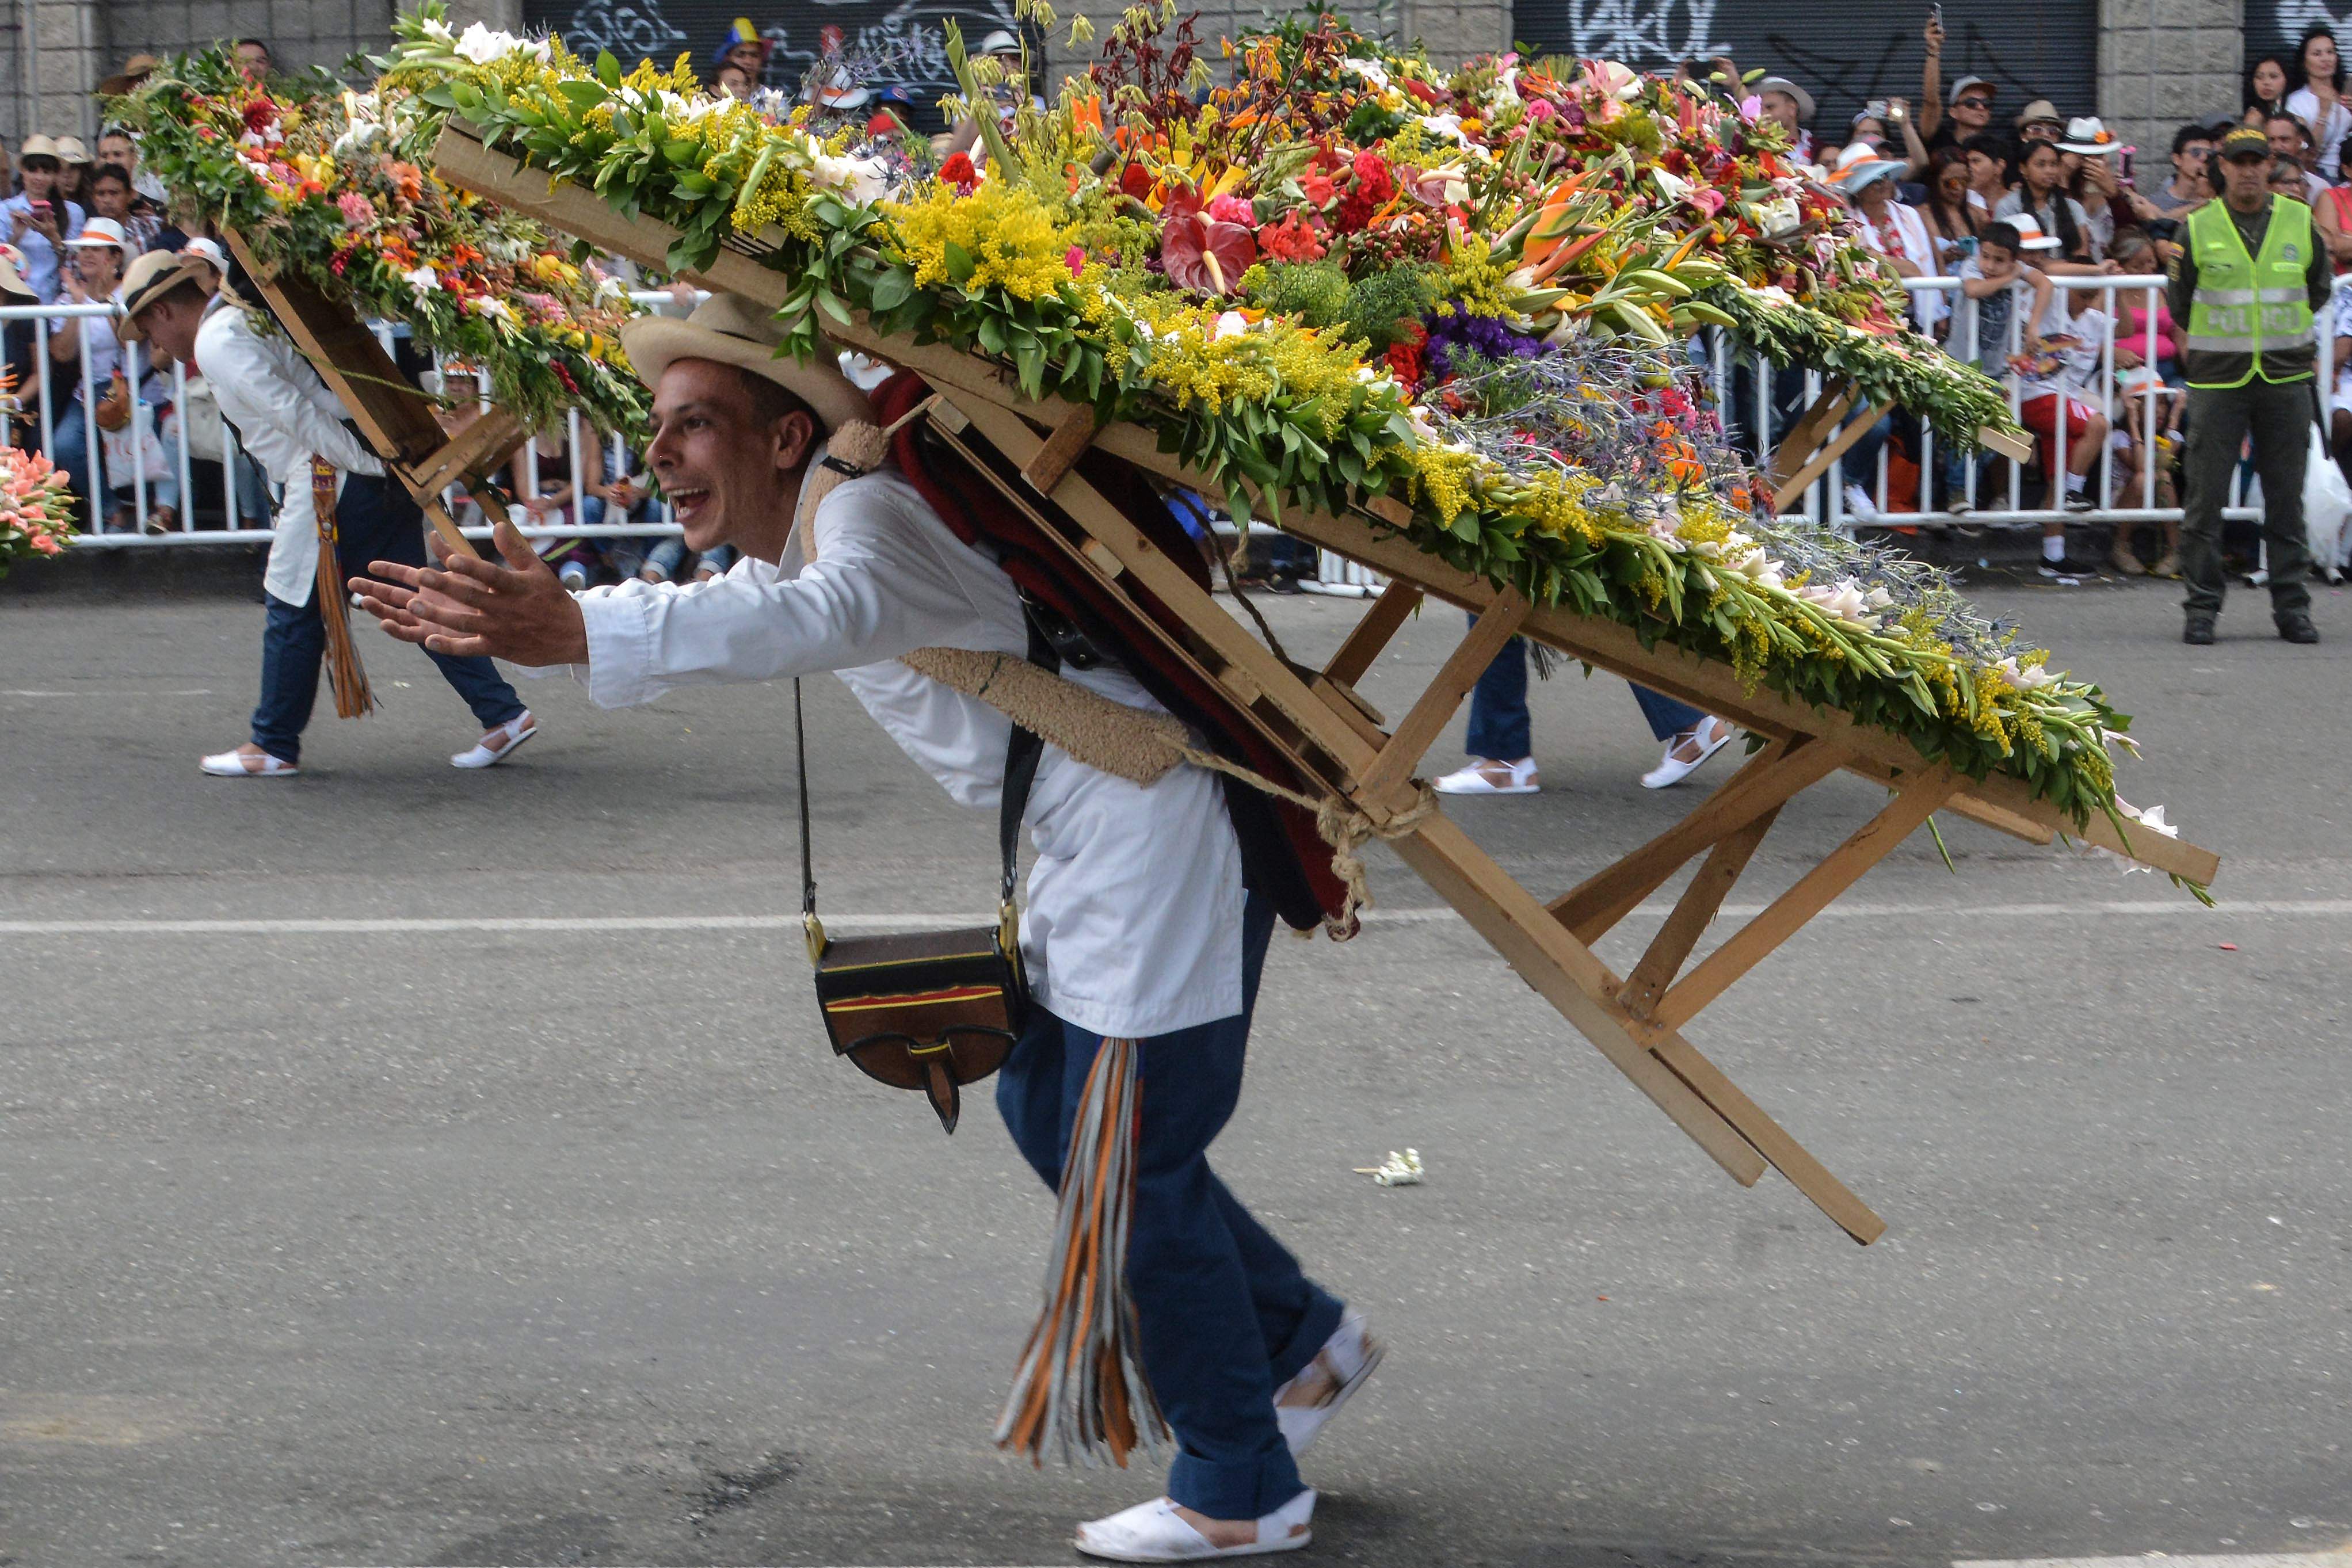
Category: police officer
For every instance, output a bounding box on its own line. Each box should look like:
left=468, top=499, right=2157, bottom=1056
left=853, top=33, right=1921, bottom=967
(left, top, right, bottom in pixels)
left=2172, top=124, right=2330, bottom=645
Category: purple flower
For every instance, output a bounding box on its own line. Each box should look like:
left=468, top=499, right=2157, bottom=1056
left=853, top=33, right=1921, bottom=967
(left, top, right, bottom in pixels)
left=1424, top=308, right=1549, bottom=377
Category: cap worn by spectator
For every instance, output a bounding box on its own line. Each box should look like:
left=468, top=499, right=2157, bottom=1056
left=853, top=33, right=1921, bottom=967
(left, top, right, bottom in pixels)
left=181, top=236, right=227, bottom=275
left=2219, top=124, right=2273, bottom=161
left=2015, top=99, right=2065, bottom=139
left=96, top=53, right=157, bottom=98
left=710, top=18, right=770, bottom=73
left=54, top=136, right=90, bottom=167
left=65, top=216, right=125, bottom=252
left=2060, top=116, right=2119, bottom=155
left=1755, top=75, right=1817, bottom=123
left=2006, top=213, right=2064, bottom=251
left=977, top=29, right=1023, bottom=59
left=1948, top=74, right=1996, bottom=107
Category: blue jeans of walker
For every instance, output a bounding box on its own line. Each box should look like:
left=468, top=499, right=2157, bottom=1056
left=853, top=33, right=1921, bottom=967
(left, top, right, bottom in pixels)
left=996, top=892, right=1342, bottom=1520
left=1463, top=615, right=1703, bottom=759
left=251, top=474, right=526, bottom=764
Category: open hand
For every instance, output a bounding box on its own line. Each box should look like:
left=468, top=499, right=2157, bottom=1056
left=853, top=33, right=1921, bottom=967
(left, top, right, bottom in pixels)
left=350, top=513, right=588, bottom=665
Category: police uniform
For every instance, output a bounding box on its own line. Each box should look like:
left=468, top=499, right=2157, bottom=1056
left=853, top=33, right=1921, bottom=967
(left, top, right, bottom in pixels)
left=2171, top=153, right=2332, bottom=638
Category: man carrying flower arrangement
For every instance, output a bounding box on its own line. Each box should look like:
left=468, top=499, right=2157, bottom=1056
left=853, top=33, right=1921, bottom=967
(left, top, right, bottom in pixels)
left=119, top=250, right=540, bottom=777
left=348, top=291, right=1379, bottom=1563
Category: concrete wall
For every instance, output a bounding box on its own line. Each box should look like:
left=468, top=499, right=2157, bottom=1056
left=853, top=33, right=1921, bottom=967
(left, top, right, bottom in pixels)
left=2100, top=0, right=2244, bottom=160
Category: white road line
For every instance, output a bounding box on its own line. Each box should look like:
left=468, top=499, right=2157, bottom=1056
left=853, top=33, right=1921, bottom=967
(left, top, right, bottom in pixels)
left=0, top=899, right=2346, bottom=937
left=1960, top=1555, right=2352, bottom=1568
left=1, top=688, right=214, bottom=697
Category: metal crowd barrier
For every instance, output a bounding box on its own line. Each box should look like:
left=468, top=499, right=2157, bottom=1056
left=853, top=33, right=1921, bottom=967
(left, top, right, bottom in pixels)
left=56, top=277, right=2338, bottom=558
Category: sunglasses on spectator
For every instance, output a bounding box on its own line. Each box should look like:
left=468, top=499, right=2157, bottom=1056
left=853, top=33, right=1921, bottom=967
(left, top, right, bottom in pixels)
left=1957, top=95, right=1992, bottom=109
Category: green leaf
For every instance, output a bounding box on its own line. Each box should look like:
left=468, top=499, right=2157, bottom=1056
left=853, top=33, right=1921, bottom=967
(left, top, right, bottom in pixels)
left=975, top=315, right=1007, bottom=354
left=663, top=139, right=701, bottom=166
left=941, top=242, right=977, bottom=285
left=596, top=48, right=622, bottom=86
left=866, top=270, right=914, bottom=312
left=556, top=79, right=606, bottom=112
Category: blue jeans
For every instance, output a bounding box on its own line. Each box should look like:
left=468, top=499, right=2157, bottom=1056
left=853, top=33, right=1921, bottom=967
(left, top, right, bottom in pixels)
left=996, top=892, right=1342, bottom=1520
left=1463, top=616, right=1702, bottom=759
left=251, top=475, right=525, bottom=763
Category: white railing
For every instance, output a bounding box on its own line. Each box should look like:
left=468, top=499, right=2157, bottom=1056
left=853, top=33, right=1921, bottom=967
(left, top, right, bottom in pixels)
left=55, top=276, right=2332, bottom=562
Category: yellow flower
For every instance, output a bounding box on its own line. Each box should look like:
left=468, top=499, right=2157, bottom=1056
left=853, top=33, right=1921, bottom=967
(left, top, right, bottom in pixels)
left=886, top=180, right=1076, bottom=303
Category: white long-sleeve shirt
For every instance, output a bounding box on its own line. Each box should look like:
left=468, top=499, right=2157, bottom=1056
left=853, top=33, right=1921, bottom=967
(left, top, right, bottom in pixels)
left=567, top=464, right=1247, bottom=1039
left=194, top=293, right=385, bottom=606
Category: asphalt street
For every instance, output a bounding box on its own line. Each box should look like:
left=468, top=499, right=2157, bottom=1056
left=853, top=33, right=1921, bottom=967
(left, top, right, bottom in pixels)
left=2, top=563, right=2347, bottom=1568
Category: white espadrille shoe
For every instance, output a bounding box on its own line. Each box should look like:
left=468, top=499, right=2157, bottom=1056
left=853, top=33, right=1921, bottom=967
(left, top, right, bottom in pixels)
left=451, top=711, right=536, bottom=769
left=1074, top=1489, right=1315, bottom=1563
left=200, top=745, right=298, bottom=777
left=1274, top=1313, right=1383, bottom=1457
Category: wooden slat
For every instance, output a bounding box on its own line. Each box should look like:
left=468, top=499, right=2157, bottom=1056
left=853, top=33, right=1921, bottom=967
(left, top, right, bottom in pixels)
left=1354, top=589, right=1527, bottom=805
left=1550, top=739, right=1847, bottom=944
left=1773, top=403, right=1885, bottom=514
left=1650, top=772, right=1960, bottom=1033
left=1619, top=806, right=1780, bottom=1019
left=1386, top=815, right=1770, bottom=1187
left=1021, top=405, right=1101, bottom=496
left=1977, top=424, right=2035, bottom=464
left=406, top=406, right=529, bottom=500
left=1324, top=579, right=1422, bottom=687
left=1765, top=379, right=1854, bottom=487
left=1646, top=1029, right=1887, bottom=1243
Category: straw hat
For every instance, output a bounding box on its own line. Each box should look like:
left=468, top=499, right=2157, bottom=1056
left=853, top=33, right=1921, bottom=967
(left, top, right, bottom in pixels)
left=1829, top=141, right=1908, bottom=193
left=97, top=52, right=158, bottom=97
left=117, top=248, right=218, bottom=340
left=0, top=244, right=39, bottom=303
left=17, top=133, right=61, bottom=165
left=2059, top=116, right=2118, bottom=155
left=1755, top=75, right=1817, bottom=123
left=2014, top=98, right=2064, bottom=135
left=619, top=292, right=872, bottom=433
left=54, top=135, right=91, bottom=166
left=65, top=216, right=126, bottom=251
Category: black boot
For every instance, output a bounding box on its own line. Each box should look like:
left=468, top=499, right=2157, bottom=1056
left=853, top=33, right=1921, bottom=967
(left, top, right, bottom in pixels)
left=2277, top=610, right=2320, bottom=644
left=2183, top=612, right=2217, bottom=646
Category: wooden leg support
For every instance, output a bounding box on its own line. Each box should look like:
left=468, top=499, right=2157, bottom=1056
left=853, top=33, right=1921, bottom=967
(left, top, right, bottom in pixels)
left=1354, top=589, right=1528, bottom=803
left=1323, top=579, right=1423, bottom=688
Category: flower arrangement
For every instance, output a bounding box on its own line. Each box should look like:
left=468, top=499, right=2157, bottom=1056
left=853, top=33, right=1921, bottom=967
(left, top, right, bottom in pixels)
left=376, top=2, right=2182, bottom=871
left=111, top=41, right=647, bottom=436
left=0, top=445, right=76, bottom=577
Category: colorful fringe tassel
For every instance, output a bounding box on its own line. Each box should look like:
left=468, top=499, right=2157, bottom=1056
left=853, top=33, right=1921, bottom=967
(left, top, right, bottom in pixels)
left=994, top=1035, right=1168, bottom=1468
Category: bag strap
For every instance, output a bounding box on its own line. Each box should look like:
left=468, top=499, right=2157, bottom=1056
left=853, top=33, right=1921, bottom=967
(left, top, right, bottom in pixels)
left=797, top=610, right=1057, bottom=963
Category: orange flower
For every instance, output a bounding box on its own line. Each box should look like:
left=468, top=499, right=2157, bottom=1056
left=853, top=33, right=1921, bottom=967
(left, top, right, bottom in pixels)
left=386, top=160, right=425, bottom=205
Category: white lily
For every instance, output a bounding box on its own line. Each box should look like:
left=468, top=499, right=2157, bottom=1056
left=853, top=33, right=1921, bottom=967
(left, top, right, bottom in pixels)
left=1653, top=168, right=1692, bottom=203
left=453, top=22, right=549, bottom=64
left=1416, top=113, right=1473, bottom=147
left=420, top=16, right=455, bottom=44
left=402, top=264, right=439, bottom=304
left=1339, top=58, right=1390, bottom=90
left=1996, top=654, right=2061, bottom=690
left=810, top=150, right=890, bottom=207
left=2121, top=802, right=2179, bottom=838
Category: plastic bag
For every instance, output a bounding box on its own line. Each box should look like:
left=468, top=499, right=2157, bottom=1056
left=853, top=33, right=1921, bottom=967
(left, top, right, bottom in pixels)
left=2304, top=422, right=2352, bottom=574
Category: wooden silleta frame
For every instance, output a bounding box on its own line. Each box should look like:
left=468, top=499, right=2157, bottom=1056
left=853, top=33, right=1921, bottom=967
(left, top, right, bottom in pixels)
left=432, top=125, right=2220, bottom=1244
left=220, top=226, right=528, bottom=560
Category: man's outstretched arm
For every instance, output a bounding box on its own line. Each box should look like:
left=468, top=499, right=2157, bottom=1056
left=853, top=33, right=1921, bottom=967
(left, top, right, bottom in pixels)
left=355, top=514, right=590, bottom=665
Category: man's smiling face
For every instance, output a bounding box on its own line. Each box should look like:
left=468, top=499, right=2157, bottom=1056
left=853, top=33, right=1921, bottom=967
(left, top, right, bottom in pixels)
left=645, top=358, right=815, bottom=554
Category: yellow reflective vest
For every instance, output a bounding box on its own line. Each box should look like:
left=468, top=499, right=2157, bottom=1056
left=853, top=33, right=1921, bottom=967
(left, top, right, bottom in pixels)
left=2183, top=196, right=2317, bottom=388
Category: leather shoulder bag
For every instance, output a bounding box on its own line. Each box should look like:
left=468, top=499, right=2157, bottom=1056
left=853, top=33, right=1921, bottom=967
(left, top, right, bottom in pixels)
left=795, top=674, right=1043, bottom=1134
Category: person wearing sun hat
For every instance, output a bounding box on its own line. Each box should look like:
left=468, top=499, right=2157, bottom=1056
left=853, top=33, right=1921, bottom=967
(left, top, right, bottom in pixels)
left=116, top=247, right=538, bottom=776
left=2171, top=123, right=2330, bottom=644
left=1753, top=74, right=1817, bottom=163
left=2, top=133, right=86, bottom=302
left=352, top=288, right=1373, bottom=1564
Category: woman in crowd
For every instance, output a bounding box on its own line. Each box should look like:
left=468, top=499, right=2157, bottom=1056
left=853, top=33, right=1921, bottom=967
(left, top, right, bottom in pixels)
left=2106, top=228, right=2185, bottom=577
left=1923, top=146, right=1984, bottom=268
left=2245, top=54, right=2294, bottom=126
left=1998, top=140, right=2107, bottom=272
left=1837, top=144, right=1941, bottom=333
left=2288, top=24, right=2351, bottom=181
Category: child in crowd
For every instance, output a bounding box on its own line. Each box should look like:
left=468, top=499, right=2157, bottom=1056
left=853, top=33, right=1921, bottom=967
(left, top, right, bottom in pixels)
left=1943, top=219, right=2055, bottom=514
left=2012, top=270, right=2113, bottom=575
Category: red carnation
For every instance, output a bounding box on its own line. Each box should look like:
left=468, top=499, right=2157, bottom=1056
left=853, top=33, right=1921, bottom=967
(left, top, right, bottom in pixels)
left=241, top=98, right=277, bottom=133
left=1351, top=150, right=1394, bottom=201
left=1258, top=209, right=1326, bottom=263
left=939, top=151, right=979, bottom=194
left=1300, top=173, right=1335, bottom=205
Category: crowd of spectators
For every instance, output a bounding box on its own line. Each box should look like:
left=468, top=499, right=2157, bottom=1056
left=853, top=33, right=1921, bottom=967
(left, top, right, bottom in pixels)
left=1739, top=16, right=2352, bottom=579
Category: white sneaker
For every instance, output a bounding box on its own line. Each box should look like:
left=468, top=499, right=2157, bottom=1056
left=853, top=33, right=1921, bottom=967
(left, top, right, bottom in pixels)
left=199, top=746, right=298, bottom=777
left=1842, top=483, right=1882, bottom=525
left=451, top=711, right=536, bottom=769
left=1641, top=717, right=1733, bottom=789
left=1074, top=1489, right=1316, bottom=1562
left=1432, top=756, right=1539, bottom=795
